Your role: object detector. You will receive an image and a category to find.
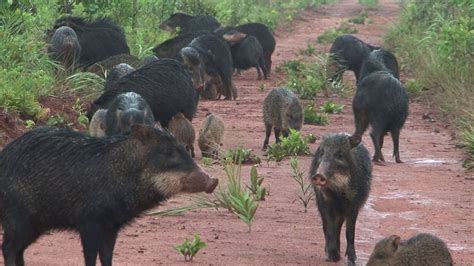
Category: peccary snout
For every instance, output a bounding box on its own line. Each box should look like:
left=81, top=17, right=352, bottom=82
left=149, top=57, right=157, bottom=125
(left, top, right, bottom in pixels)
left=182, top=168, right=218, bottom=194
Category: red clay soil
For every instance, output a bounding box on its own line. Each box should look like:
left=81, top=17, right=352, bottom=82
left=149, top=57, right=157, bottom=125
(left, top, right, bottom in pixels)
left=1, top=0, right=473, bottom=265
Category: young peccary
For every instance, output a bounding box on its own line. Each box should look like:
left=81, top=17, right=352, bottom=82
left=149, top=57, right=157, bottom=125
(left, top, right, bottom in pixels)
left=262, top=88, right=303, bottom=150
left=198, top=113, right=225, bottom=158
left=0, top=125, right=218, bottom=265
left=88, top=108, right=107, bottom=137
left=367, top=233, right=453, bottom=266
left=309, top=133, right=372, bottom=264
left=168, top=112, right=196, bottom=158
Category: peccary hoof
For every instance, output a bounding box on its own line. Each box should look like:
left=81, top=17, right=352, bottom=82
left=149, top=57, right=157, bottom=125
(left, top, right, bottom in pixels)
left=326, top=248, right=341, bottom=262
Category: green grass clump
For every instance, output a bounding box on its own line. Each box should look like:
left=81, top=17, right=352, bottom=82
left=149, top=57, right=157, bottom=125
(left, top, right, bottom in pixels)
left=349, top=10, right=368, bottom=24
left=317, top=22, right=357, bottom=44
left=266, top=129, right=310, bottom=162
left=358, top=0, right=378, bottom=9
left=222, top=146, right=261, bottom=165
left=320, top=101, right=344, bottom=114
left=404, top=79, right=424, bottom=97
left=461, top=125, right=474, bottom=169
left=304, top=106, right=330, bottom=125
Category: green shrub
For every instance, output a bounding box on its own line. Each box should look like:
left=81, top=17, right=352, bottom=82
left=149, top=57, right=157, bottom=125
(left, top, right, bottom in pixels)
left=349, top=10, right=368, bottom=24
left=320, top=101, right=344, bottom=114
left=317, top=22, right=357, bottom=44
left=222, top=146, right=261, bottom=165
left=266, top=129, right=310, bottom=162
left=174, top=234, right=207, bottom=261
left=280, top=58, right=329, bottom=100
left=304, top=106, right=330, bottom=125
left=404, top=79, right=423, bottom=97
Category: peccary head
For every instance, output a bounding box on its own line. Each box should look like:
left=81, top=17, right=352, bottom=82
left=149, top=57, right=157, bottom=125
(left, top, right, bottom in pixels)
left=366, top=235, right=401, bottom=266
left=48, top=26, right=81, bottom=69
left=281, top=98, right=303, bottom=136
left=180, top=46, right=206, bottom=91
left=105, top=63, right=136, bottom=85
left=131, top=125, right=218, bottom=196
left=159, top=13, right=193, bottom=33
left=309, top=133, right=360, bottom=191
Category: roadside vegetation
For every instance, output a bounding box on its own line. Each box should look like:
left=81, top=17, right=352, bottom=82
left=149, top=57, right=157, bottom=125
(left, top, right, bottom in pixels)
left=385, top=0, right=473, bottom=168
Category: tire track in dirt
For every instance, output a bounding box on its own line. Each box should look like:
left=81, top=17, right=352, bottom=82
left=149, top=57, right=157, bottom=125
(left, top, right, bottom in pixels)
left=4, top=0, right=472, bottom=265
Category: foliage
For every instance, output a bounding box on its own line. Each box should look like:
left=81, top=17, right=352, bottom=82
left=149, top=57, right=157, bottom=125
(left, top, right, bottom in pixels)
left=349, top=10, right=368, bottom=24
left=305, top=133, right=318, bottom=144
left=403, top=79, right=423, bottom=97
left=47, top=113, right=73, bottom=128
left=280, top=58, right=328, bottom=100
left=290, top=157, right=314, bottom=212
left=358, top=0, right=378, bottom=9
left=317, top=21, right=357, bottom=44
left=174, top=234, right=207, bottom=261
left=300, top=43, right=316, bottom=56
left=266, top=129, right=310, bottom=162
left=319, top=101, right=344, bottom=114
left=222, top=146, right=261, bottom=165
left=304, top=106, right=330, bottom=125
left=201, top=157, right=214, bottom=168
left=246, top=166, right=267, bottom=201
left=72, top=98, right=89, bottom=126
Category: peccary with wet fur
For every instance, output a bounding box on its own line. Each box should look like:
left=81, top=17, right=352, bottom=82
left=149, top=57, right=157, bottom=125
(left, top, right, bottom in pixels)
left=168, top=112, right=196, bottom=158
left=358, top=48, right=400, bottom=81
left=0, top=125, right=218, bottom=266
left=159, top=13, right=220, bottom=34
left=309, top=133, right=372, bottom=264
left=47, top=26, right=81, bottom=70
left=88, top=108, right=107, bottom=137
left=198, top=113, right=225, bottom=158
left=85, top=54, right=141, bottom=77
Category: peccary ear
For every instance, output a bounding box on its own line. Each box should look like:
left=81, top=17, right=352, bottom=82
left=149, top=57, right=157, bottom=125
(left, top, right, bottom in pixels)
left=130, top=124, right=152, bottom=142
left=222, top=32, right=247, bottom=43
left=349, top=134, right=361, bottom=149
left=388, top=235, right=401, bottom=252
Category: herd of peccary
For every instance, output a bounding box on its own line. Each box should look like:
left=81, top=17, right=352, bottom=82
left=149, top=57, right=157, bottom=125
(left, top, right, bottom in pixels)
left=0, top=11, right=454, bottom=266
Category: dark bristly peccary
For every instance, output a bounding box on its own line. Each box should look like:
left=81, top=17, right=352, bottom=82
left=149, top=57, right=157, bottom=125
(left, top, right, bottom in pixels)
left=89, top=108, right=107, bottom=137
left=88, top=59, right=199, bottom=128
left=181, top=33, right=240, bottom=100
left=104, top=63, right=136, bottom=90
left=235, top=23, right=275, bottom=77
left=159, top=12, right=220, bottom=34
left=85, top=54, right=141, bottom=77
left=359, top=48, right=400, bottom=81
left=216, top=27, right=267, bottom=80
left=328, top=34, right=378, bottom=82
left=350, top=56, right=409, bottom=164
left=0, top=125, right=218, bottom=266
left=51, top=16, right=130, bottom=67
left=262, top=88, right=303, bottom=150
left=105, top=92, right=155, bottom=136
left=367, top=233, right=453, bottom=266
left=152, top=31, right=206, bottom=59
left=309, top=133, right=372, bottom=264
left=168, top=112, right=196, bottom=158
left=47, top=26, right=81, bottom=70
left=198, top=113, right=225, bottom=158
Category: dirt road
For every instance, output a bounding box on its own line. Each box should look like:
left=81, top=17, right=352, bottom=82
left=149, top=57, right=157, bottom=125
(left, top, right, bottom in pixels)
left=1, top=0, right=473, bottom=265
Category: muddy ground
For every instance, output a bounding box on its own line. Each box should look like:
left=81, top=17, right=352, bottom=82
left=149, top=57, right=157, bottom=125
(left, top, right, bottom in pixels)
left=1, top=0, right=473, bottom=265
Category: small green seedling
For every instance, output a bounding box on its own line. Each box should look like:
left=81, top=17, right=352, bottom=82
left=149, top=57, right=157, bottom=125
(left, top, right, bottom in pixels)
left=290, top=157, right=315, bottom=212
left=349, top=10, right=368, bottom=24
left=25, top=119, right=36, bottom=129
left=72, top=98, right=89, bottom=126
left=259, top=83, right=266, bottom=92
left=246, top=165, right=267, bottom=201
left=222, top=146, right=261, bottom=165
left=174, top=234, right=207, bottom=261
left=266, top=129, right=310, bottom=162
left=320, top=101, right=344, bottom=114
left=304, top=106, right=330, bottom=125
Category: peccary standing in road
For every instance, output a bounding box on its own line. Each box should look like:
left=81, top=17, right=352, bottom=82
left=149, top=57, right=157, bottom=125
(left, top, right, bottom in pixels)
left=358, top=48, right=400, bottom=81
left=88, top=108, right=107, bottom=137
left=262, top=87, right=303, bottom=150
left=198, top=113, right=225, bottom=158
left=367, top=233, right=453, bottom=266
left=310, top=133, right=372, bottom=264
left=168, top=112, right=196, bottom=158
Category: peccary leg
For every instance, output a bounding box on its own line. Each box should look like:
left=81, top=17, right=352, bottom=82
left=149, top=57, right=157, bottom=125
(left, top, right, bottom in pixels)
left=98, top=229, right=119, bottom=266
left=2, top=219, right=39, bottom=266
left=350, top=110, right=369, bottom=147
left=319, top=206, right=343, bottom=262
left=370, top=130, right=385, bottom=163
left=391, top=129, right=403, bottom=163
left=274, top=128, right=281, bottom=143
left=190, top=145, right=195, bottom=158
left=256, top=66, right=263, bottom=80
left=259, top=56, right=268, bottom=80
left=80, top=226, right=102, bottom=266
left=345, top=210, right=359, bottom=264
left=263, top=124, right=272, bottom=150
left=264, top=54, right=272, bottom=77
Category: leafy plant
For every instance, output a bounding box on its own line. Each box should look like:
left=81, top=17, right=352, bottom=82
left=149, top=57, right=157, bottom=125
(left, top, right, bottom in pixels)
left=201, top=157, right=214, bottom=168
left=47, top=114, right=73, bottom=128
left=300, top=43, right=316, bottom=56
left=24, top=119, right=36, bottom=129
left=404, top=79, right=424, bottom=97
left=305, top=133, right=318, bottom=144
left=320, top=101, right=344, bottom=114
left=317, top=22, right=357, bottom=44
left=222, top=146, right=261, bottom=165
left=266, top=129, right=310, bottom=162
left=246, top=166, right=267, bottom=201
left=359, top=0, right=378, bottom=9
left=290, top=157, right=314, bottom=212
left=349, top=10, right=368, bottom=24
left=72, top=98, right=90, bottom=127
left=174, top=234, right=207, bottom=262
left=304, top=106, right=330, bottom=125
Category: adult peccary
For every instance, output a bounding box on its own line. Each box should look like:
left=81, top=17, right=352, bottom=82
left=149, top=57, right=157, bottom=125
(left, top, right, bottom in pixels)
left=85, top=54, right=141, bottom=77
left=51, top=16, right=130, bottom=67
left=235, top=23, right=275, bottom=76
left=262, top=88, right=303, bottom=150
left=328, top=34, right=378, bottom=82
left=367, top=233, right=453, bottom=266
left=350, top=54, right=409, bottom=164
left=88, top=108, right=107, bottom=137
left=168, top=112, right=196, bottom=158
left=358, top=48, right=400, bottom=81
left=152, top=31, right=207, bottom=59
left=309, top=133, right=372, bottom=264
left=88, top=59, right=199, bottom=128
left=47, top=26, right=81, bottom=71
left=181, top=32, right=242, bottom=100
left=105, top=92, right=155, bottom=136
left=198, top=113, right=225, bottom=158
left=103, top=63, right=136, bottom=92
left=159, top=12, right=220, bottom=34
left=0, top=125, right=218, bottom=266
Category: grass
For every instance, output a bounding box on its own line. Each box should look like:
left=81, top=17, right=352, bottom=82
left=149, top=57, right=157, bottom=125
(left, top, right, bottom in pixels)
left=349, top=10, right=368, bottom=24
left=304, top=106, right=330, bottom=125
left=319, top=101, right=344, bottom=114
left=358, top=0, right=378, bottom=9
left=404, top=79, right=424, bottom=97
left=266, top=129, right=311, bottom=162
left=222, top=146, right=261, bottom=165
left=317, top=22, right=357, bottom=44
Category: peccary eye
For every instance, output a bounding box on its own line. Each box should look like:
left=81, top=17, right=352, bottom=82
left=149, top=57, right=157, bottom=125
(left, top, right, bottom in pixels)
left=335, top=151, right=344, bottom=160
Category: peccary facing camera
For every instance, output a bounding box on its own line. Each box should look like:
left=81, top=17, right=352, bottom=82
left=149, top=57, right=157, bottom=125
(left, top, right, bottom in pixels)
left=367, top=233, right=453, bottom=266
left=0, top=125, right=218, bottom=265
left=309, top=133, right=372, bottom=264
left=88, top=108, right=107, bottom=137
left=104, top=92, right=155, bottom=136
left=262, top=88, right=303, bottom=150
left=47, top=26, right=81, bottom=70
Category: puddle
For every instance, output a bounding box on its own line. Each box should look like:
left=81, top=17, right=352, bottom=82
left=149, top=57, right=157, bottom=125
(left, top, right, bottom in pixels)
left=413, top=159, right=446, bottom=164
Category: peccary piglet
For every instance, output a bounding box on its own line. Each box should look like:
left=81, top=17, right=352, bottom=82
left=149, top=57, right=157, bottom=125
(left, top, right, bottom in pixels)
left=309, top=133, right=372, bottom=264
left=198, top=113, right=225, bottom=158
left=105, top=92, right=155, bottom=136
left=47, top=26, right=81, bottom=71
left=367, top=233, right=453, bottom=266
left=350, top=68, right=409, bottom=163
left=88, top=108, right=107, bottom=137
left=0, top=125, right=218, bottom=265
left=168, top=112, right=196, bottom=158
left=262, top=88, right=303, bottom=150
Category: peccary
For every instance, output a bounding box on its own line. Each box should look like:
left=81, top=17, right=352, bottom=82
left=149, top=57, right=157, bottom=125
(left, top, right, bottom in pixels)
left=328, top=34, right=378, bottom=82
left=359, top=48, right=400, bottom=81
left=88, top=59, right=199, bottom=128
left=309, top=133, right=372, bottom=264
left=262, top=88, right=303, bottom=150
left=85, top=54, right=141, bottom=77
left=51, top=16, right=130, bottom=67
left=47, top=26, right=81, bottom=71
left=198, top=113, right=225, bottom=158
left=104, top=63, right=136, bottom=91
left=105, top=92, right=155, bottom=136
left=367, top=233, right=453, bottom=266
left=0, top=125, right=218, bottom=266
left=168, top=112, right=196, bottom=158
left=88, top=108, right=107, bottom=137
left=152, top=31, right=206, bottom=59
left=160, top=13, right=220, bottom=34
left=350, top=68, right=409, bottom=164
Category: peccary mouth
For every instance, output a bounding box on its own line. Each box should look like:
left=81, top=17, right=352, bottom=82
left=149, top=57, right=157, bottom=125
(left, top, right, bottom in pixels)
left=206, top=178, right=219, bottom=193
